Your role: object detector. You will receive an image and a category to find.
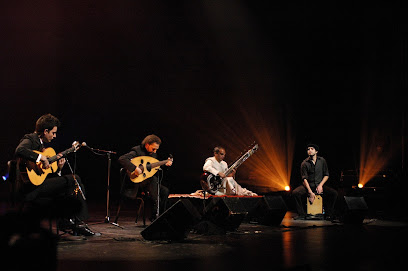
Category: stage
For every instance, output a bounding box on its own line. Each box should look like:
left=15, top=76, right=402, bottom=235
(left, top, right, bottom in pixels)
left=2, top=194, right=407, bottom=271
left=58, top=207, right=407, bottom=271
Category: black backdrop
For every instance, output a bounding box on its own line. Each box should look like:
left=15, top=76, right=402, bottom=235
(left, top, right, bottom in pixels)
left=1, top=1, right=407, bottom=202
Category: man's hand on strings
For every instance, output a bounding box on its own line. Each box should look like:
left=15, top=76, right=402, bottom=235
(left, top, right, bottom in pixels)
left=227, top=168, right=236, bottom=177
left=58, top=157, right=66, bottom=170
left=132, top=167, right=143, bottom=177
left=40, top=155, right=50, bottom=169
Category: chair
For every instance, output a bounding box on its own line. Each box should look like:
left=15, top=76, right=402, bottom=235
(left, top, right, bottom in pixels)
left=113, top=168, right=146, bottom=226
left=5, top=160, right=61, bottom=233
left=7, top=160, right=20, bottom=209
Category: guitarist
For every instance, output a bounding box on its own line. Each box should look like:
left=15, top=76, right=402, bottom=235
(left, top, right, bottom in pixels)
left=203, top=146, right=257, bottom=196
left=14, top=113, right=94, bottom=236
left=118, top=134, right=173, bottom=219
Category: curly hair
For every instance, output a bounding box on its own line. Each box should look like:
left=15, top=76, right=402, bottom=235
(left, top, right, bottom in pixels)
left=141, top=134, right=162, bottom=145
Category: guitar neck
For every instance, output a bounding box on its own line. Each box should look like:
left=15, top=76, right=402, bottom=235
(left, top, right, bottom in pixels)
left=47, top=146, right=76, bottom=163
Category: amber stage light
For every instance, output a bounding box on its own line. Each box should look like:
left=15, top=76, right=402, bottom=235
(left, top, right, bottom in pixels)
left=195, top=98, right=295, bottom=193
left=359, top=123, right=395, bottom=186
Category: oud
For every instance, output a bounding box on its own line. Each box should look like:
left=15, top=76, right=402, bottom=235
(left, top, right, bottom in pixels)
left=128, top=156, right=173, bottom=183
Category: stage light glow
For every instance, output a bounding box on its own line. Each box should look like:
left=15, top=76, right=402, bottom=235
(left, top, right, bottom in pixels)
left=284, top=186, right=290, bottom=191
left=188, top=95, right=294, bottom=193
left=359, top=123, right=395, bottom=186
left=196, top=98, right=295, bottom=192
left=358, top=183, right=363, bottom=188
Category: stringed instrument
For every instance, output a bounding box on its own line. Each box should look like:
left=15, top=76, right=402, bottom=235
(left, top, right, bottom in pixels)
left=21, top=141, right=82, bottom=186
left=128, top=156, right=173, bottom=183
left=200, top=143, right=259, bottom=194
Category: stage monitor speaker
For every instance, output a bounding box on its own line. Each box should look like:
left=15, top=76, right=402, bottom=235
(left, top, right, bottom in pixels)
left=239, top=197, right=263, bottom=222
left=342, top=196, right=368, bottom=224
left=203, top=197, right=248, bottom=232
left=252, top=195, right=288, bottom=226
left=141, top=199, right=202, bottom=241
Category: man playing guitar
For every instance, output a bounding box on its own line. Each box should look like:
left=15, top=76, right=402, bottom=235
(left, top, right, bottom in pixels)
left=14, top=113, right=95, bottom=236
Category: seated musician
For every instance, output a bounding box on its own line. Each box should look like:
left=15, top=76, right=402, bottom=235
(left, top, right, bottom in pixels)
left=203, top=146, right=257, bottom=196
left=118, top=134, right=173, bottom=220
left=292, top=144, right=338, bottom=221
left=14, top=113, right=95, bottom=236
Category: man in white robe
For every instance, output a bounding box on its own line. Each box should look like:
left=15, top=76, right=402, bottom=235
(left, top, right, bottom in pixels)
left=203, top=146, right=257, bottom=196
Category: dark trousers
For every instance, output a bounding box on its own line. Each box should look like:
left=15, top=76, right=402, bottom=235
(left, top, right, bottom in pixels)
left=292, top=185, right=338, bottom=216
left=122, top=176, right=169, bottom=216
left=24, top=174, right=89, bottom=221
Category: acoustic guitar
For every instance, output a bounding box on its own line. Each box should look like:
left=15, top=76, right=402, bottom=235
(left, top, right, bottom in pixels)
left=128, top=156, right=173, bottom=183
left=22, top=141, right=81, bottom=186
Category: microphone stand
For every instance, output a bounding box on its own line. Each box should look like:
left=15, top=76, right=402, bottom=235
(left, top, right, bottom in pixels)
left=156, top=169, right=162, bottom=219
left=155, top=155, right=172, bottom=219
left=85, top=146, right=117, bottom=225
left=64, top=156, right=86, bottom=236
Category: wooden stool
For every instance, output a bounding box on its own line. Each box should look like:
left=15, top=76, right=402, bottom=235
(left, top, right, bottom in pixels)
left=307, top=195, right=323, bottom=215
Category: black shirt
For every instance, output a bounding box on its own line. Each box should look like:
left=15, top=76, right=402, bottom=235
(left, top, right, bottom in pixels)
left=300, top=156, right=329, bottom=189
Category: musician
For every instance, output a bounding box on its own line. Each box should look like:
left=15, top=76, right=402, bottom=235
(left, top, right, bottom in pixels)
left=292, top=144, right=338, bottom=221
left=14, top=113, right=95, bottom=236
left=203, top=146, right=257, bottom=196
left=118, top=134, right=173, bottom=219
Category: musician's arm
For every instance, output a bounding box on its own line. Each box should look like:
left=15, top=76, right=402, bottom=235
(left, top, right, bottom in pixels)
left=118, top=150, right=138, bottom=172
left=203, top=159, right=220, bottom=176
left=227, top=168, right=236, bottom=178
left=301, top=162, right=315, bottom=202
left=15, top=138, right=40, bottom=162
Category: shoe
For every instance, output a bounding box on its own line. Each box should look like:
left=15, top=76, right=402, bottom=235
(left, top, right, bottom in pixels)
left=75, top=225, right=96, bottom=236
left=58, top=218, right=99, bottom=236
left=57, top=218, right=77, bottom=231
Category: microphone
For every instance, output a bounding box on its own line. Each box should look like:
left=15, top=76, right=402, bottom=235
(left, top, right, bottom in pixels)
left=81, top=142, right=92, bottom=149
left=81, top=142, right=117, bottom=154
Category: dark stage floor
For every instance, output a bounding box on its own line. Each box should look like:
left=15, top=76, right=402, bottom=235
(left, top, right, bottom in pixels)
left=36, top=199, right=408, bottom=271
left=2, top=196, right=408, bottom=271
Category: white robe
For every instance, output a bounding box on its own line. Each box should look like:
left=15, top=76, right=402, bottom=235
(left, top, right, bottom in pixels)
left=203, top=157, right=257, bottom=196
